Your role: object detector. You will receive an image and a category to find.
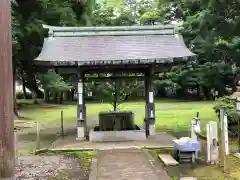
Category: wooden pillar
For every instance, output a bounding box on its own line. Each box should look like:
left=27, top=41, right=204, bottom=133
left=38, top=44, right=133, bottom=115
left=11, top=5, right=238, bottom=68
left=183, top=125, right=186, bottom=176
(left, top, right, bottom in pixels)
left=76, top=73, right=86, bottom=140
left=0, top=0, right=15, bottom=178
left=144, top=75, right=150, bottom=137
left=144, top=66, right=156, bottom=137
left=113, top=80, right=117, bottom=111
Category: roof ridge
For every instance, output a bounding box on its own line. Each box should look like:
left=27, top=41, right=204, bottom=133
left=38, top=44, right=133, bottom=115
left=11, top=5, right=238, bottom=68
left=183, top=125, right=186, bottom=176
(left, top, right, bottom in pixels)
left=50, top=30, right=175, bottom=37
left=43, top=24, right=179, bottom=37
left=43, top=24, right=176, bottom=32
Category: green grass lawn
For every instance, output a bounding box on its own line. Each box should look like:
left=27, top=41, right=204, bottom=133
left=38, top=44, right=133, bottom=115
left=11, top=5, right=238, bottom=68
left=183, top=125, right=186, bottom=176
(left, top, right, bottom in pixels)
left=17, top=99, right=240, bottom=179
left=17, top=99, right=217, bottom=153
left=18, top=99, right=217, bottom=135
left=120, top=100, right=217, bottom=136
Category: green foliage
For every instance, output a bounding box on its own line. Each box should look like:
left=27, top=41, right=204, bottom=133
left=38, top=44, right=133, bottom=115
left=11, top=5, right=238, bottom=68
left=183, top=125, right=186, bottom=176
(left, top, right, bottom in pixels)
left=156, top=0, right=240, bottom=99
left=11, top=0, right=240, bottom=102
left=90, top=79, right=143, bottom=110
left=42, top=70, right=71, bottom=92
left=12, top=0, right=80, bottom=97
left=140, top=11, right=162, bottom=24
left=213, top=96, right=239, bottom=124
left=105, top=0, right=124, bottom=9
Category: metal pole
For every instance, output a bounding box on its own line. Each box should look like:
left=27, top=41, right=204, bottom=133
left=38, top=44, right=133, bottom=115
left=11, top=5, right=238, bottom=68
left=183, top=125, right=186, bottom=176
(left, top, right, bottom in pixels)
left=236, top=98, right=240, bottom=153
left=36, top=122, right=41, bottom=150
left=238, top=118, right=240, bottom=152
left=15, top=132, right=18, bottom=166
left=61, top=110, right=64, bottom=137
left=0, top=0, right=15, bottom=178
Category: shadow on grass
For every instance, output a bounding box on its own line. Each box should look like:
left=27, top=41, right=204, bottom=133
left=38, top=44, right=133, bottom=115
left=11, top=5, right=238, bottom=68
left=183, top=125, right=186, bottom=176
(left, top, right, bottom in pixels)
left=19, top=104, right=62, bottom=110
left=17, top=116, right=32, bottom=121
left=157, top=127, right=190, bottom=139
left=17, top=126, right=77, bottom=155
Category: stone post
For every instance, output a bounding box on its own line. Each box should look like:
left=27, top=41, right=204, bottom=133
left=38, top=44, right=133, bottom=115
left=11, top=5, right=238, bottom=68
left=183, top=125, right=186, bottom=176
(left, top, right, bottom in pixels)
left=220, top=109, right=229, bottom=155
left=206, top=121, right=218, bottom=163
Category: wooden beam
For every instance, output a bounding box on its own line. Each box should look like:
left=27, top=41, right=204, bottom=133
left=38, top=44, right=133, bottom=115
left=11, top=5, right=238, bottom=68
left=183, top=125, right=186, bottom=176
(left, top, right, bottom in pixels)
left=40, top=63, right=179, bottom=75
left=55, top=66, right=148, bottom=75
left=56, top=67, right=79, bottom=74
left=44, top=63, right=177, bottom=75
left=85, top=72, right=145, bottom=77
left=154, top=64, right=173, bottom=73
left=84, top=76, right=145, bottom=82
left=0, top=0, right=15, bottom=178
left=82, top=65, right=148, bottom=74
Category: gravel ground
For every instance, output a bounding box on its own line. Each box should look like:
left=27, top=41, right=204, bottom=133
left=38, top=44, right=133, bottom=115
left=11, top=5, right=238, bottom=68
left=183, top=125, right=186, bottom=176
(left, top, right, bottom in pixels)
left=16, top=156, right=88, bottom=180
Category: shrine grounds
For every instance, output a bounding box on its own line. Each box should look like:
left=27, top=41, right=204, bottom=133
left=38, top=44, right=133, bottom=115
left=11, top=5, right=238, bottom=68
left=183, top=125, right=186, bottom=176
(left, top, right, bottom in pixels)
left=15, top=99, right=240, bottom=179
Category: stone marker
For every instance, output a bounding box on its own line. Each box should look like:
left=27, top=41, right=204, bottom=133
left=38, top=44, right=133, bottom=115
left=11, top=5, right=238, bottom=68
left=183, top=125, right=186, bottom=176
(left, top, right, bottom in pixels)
left=158, top=154, right=179, bottom=166
left=220, top=109, right=229, bottom=155
left=206, top=121, right=218, bottom=163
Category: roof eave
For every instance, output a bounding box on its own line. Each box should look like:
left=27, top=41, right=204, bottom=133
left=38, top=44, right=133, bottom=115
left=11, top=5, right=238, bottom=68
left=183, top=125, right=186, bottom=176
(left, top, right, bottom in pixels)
left=34, top=55, right=196, bottom=67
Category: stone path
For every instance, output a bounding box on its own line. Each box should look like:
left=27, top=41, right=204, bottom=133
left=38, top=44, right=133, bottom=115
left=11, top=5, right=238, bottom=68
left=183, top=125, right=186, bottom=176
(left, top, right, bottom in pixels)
left=89, top=150, right=171, bottom=180
left=53, top=133, right=175, bottom=150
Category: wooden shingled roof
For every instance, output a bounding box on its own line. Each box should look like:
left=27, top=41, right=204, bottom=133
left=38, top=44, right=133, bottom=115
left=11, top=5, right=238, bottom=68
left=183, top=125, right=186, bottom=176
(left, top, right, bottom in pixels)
left=35, top=24, right=196, bottom=66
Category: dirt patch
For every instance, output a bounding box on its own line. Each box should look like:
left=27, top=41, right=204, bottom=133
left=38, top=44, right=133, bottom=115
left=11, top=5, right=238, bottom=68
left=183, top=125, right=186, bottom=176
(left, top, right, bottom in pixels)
left=16, top=155, right=88, bottom=180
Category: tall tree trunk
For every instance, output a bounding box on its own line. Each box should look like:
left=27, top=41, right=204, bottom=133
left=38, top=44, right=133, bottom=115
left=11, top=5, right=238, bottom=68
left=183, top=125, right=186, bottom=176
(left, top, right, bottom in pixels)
left=25, top=77, right=43, bottom=98
left=54, top=91, right=58, bottom=104
left=13, top=79, right=19, bottom=118
left=232, top=74, right=239, bottom=93
left=12, top=52, right=19, bottom=119
left=14, top=99, right=19, bottom=119
left=44, top=89, right=49, bottom=102
left=22, top=77, right=27, bottom=99
left=196, top=85, right=202, bottom=100
left=71, top=88, right=75, bottom=101
left=0, top=0, right=15, bottom=178
left=202, top=87, right=211, bottom=100
left=59, top=91, right=63, bottom=104
left=67, top=90, right=71, bottom=101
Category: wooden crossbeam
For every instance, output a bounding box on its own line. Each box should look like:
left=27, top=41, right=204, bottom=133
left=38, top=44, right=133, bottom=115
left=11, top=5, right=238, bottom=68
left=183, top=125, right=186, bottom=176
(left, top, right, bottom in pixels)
left=84, top=76, right=145, bottom=82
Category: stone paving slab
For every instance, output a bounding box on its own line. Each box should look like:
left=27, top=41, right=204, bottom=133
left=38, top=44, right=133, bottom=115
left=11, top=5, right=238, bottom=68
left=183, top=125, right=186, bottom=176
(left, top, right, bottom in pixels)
left=89, top=150, right=171, bottom=180
left=158, top=154, right=179, bottom=166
